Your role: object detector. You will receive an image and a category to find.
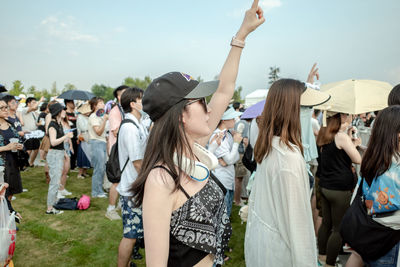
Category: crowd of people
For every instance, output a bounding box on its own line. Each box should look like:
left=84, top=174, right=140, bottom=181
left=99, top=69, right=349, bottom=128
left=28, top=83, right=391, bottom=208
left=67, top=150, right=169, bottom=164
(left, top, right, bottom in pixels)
left=1, top=0, right=399, bottom=266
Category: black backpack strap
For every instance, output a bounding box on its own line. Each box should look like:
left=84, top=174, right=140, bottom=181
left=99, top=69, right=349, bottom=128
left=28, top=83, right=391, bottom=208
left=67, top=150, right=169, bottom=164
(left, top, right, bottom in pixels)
left=121, top=158, right=130, bottom=174
left=153, top=165, right=191, bottom=199
left=116, top=118, right=139, bottom=174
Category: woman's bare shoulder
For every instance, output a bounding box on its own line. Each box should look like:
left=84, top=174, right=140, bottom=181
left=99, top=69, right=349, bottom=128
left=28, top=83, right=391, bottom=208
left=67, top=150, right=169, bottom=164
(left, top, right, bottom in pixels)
left=145, top=166, right=176, bottom=192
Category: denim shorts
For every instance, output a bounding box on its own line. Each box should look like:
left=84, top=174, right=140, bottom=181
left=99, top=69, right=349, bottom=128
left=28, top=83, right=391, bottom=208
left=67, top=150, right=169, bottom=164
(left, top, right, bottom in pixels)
left=366, top=242, right=399, bottom=267
left=120, top=196, right=144, bottom=239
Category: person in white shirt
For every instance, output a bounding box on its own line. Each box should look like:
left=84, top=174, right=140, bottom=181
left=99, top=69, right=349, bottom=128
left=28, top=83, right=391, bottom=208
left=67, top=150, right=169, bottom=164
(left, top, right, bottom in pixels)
left=312, top=109, right=321, bottom=137
left=245, top=79, right=330, bottom=267
left=21, top=96, right=44, bottom=166
left=88, top=97, right=108, bottom=198
left=209, top=107, right=243, bottom=217
left=116, top=87, right=148, bottom=267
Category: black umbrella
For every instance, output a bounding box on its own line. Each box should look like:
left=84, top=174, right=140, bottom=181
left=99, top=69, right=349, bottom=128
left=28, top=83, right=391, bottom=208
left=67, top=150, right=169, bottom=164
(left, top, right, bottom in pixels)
left=58, top=90, right=95, bottom=101
left=0, top=84, right=7, bottom=93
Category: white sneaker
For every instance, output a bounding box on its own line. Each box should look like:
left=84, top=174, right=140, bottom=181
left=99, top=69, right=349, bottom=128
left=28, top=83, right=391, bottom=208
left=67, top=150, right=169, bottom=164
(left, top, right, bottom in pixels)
left=94, top=193, right=107, bottom=198
left=116, top=200, right=122, bottom=211
left=105, top=209, right=121, bottom=220
left=77, top=174, right=85, bottom=179
left=59, top=189, right=72, bottom=196
left=22, top=188, right=28, bottom=192
left=57, top=192, right=64, bottom=199
left=46, top=208, right=64, bottom=215
left=11, top=196, right=16, bottom=201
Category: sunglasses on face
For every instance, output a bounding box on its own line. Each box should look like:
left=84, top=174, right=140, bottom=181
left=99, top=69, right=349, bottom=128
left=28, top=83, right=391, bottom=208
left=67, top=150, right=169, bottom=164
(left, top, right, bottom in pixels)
left=0, top=106, right=8, bottom=111
left=185, top=97, right=208, bottom=112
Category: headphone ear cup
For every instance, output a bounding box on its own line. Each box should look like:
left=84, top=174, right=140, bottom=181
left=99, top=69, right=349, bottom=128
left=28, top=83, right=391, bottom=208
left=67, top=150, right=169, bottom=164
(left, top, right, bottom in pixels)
left=173, top=152, right=209, bottom=182
left=193, top=143, right=218, bottom=170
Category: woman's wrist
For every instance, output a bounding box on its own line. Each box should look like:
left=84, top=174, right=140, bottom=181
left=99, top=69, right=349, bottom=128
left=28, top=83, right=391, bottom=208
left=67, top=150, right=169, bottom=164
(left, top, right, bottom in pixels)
left=235, top=29, right=248, bottom=42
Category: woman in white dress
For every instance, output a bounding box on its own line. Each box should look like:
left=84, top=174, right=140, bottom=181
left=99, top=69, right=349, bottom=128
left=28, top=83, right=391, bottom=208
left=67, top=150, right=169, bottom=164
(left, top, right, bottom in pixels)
left=245, top=79, right=329, bottom=267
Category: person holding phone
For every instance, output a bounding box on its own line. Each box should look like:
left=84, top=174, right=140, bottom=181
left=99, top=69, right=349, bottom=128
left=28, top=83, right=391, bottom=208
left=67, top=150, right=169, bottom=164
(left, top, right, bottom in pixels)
left=46, top=103, right=73, bottom=215
left=0, top=99, right=24, bottom=219
left=88, top=97, right=108, bottom=198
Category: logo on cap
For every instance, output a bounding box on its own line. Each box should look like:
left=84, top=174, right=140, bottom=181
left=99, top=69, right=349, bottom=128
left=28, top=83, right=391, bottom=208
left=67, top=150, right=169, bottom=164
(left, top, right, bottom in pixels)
left=180, top=73, right=194, bottom=82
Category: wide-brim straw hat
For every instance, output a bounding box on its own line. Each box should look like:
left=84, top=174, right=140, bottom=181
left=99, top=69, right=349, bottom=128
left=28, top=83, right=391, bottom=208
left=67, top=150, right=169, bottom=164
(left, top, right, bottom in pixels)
left=77, top=103, right=91, bottom=114
left=300, top=85, right=331, bottom=107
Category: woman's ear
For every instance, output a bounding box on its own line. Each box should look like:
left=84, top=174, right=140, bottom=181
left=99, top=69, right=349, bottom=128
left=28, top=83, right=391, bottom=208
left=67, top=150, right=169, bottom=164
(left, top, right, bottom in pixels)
left=181, top=111, right=187, bottom=124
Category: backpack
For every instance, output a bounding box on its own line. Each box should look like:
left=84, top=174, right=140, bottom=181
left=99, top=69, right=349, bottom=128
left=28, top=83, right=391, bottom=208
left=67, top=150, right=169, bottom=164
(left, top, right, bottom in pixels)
left=77, top=195, right=90, bottom=210
left=106, top=119, right=138, bottom=183
left=53, top=197, right=79, bottom=210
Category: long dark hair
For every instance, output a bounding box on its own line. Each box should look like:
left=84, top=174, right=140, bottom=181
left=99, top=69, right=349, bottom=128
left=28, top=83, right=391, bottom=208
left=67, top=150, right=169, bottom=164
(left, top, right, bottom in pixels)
left=388, top=84, right=400, bottom=106
left=131, top=100, right=195, bottom=207
left=360, top=105, right=400, bottom=185
left=254, top=79, right=304, bottom=163
left=316, top=113, right=341, bottom=146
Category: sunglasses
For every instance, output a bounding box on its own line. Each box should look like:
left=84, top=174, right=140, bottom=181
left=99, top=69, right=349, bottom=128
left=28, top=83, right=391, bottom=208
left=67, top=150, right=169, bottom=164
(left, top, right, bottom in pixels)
left=185, top=97, right=208, bottom=113
left=0, top=106, right=8, bottom=111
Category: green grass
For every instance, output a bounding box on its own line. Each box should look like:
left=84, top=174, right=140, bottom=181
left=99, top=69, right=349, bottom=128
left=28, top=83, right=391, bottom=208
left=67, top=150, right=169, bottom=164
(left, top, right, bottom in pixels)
left=12, top=166, right=247, bottom=267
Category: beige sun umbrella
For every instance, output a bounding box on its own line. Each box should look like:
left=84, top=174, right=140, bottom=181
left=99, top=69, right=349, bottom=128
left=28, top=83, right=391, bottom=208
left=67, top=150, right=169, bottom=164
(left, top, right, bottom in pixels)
left=316, top=79, right=393, bottom=114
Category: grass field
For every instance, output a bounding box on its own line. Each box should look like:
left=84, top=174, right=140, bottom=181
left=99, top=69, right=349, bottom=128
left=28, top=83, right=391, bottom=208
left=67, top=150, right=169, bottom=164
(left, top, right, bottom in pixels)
left=12, top=166, right=247, bottom=267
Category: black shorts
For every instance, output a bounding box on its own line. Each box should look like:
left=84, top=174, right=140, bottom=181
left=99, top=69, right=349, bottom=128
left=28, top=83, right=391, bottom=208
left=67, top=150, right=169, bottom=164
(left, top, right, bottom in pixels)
left=24, top=138, right=40, bottom=150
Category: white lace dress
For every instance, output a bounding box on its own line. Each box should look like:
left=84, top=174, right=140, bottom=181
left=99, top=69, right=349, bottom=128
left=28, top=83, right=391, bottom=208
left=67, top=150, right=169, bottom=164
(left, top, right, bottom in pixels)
left=245, top=136, right=317, bottom=267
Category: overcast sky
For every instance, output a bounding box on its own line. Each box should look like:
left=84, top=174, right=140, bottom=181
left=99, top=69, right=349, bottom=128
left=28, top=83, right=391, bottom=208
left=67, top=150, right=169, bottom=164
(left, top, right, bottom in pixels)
left=1, top=0, right=399, bottom=96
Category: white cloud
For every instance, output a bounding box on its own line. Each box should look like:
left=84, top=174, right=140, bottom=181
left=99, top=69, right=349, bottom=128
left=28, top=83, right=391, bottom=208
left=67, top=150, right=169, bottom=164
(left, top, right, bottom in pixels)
left=114, top=26, right=126, bottom=33
left=41, top=15, right=98, bottom=42
left=228, top=0, right=282, bottom=18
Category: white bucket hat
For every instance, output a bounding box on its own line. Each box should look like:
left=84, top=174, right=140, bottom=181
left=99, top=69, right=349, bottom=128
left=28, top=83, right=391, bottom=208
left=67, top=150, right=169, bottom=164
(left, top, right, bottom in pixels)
left=221, top=107, right=242, bottom=120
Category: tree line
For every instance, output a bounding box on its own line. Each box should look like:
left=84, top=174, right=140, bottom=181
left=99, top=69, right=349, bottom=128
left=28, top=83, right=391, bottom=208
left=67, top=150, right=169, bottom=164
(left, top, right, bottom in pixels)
left=5, top=65, right=283, bottom=104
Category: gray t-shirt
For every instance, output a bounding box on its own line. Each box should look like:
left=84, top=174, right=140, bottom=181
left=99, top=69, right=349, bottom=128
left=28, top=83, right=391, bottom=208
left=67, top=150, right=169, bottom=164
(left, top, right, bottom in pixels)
left=21, top=107, right=38, bottom=132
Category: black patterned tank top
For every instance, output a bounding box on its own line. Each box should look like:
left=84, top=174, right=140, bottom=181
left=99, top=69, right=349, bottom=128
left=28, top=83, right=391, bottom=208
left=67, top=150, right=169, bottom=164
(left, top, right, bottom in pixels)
left=153, top=166, right=232, bottom=267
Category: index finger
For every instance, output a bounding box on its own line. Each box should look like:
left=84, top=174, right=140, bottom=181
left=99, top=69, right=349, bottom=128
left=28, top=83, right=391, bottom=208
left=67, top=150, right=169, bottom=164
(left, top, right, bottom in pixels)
left=251, top=0, right=259, bottom=9
left=310, top=63, right=317, bottom=73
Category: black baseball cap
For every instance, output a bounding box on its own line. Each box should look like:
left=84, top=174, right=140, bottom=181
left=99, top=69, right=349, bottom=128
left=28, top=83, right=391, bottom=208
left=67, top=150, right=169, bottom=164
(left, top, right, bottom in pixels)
left=143, top=72, right=219, bottom=121
left=113, top=85, right=130, bottom=99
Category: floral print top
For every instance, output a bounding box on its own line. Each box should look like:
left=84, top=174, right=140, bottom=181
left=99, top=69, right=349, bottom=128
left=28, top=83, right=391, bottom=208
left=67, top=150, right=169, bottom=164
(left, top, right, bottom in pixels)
left=362, top=159, right=400, bottom=215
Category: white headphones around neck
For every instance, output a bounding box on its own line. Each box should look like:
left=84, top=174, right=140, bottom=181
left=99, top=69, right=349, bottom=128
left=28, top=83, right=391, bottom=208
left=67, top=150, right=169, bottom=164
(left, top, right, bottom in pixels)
left=173, top=143, right=218, bottom=182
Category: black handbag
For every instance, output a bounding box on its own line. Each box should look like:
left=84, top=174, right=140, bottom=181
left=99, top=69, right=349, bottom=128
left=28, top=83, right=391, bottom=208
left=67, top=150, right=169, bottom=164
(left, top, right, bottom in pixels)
left=241, top=125, right=257, bottom=173
left=242, top=143, right=256, bottom=173
left=17, top=149, right=30, bottom=171
left=340, top=178, right=400, bottom=261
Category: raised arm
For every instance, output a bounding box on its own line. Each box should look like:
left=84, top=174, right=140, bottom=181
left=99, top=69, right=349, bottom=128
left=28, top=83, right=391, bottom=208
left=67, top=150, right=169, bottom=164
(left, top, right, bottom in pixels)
left=200, top=0, right=265, bottom=145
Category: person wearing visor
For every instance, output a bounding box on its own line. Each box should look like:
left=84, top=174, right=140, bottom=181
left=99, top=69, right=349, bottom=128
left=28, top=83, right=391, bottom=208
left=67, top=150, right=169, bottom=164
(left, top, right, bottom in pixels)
left=244, top=79, right=330, bottom=267
left=209, top=107, right=243, bottom=218
left=130, top=1, right=265, bottom=266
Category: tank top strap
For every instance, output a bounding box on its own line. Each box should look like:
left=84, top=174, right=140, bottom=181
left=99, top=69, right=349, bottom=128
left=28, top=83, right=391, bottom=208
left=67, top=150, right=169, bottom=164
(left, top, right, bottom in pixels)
left=153, top=165, right=190, bottom=199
